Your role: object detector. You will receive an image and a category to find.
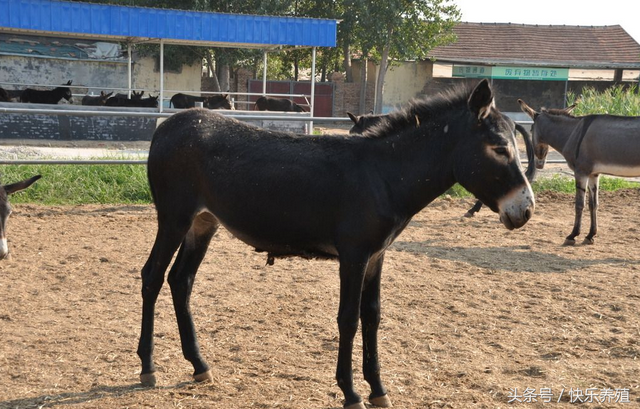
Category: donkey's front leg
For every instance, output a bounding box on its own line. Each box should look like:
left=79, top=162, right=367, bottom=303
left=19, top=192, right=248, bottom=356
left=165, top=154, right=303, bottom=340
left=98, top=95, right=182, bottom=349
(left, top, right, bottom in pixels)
left=336, top=251, right=369, bottom=409
left=584, top=175, right=600, bottom=244
left=565, top=176, right=588, bottom=245
left=361, top=253, right=391, bottom=408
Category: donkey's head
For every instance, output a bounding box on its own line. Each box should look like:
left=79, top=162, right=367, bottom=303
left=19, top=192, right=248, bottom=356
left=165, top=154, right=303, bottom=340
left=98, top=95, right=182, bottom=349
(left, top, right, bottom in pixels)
left=100, top=91, right=113, bottom=104
left=132, top=90, right=145, bottom=100
left=206, top=94, right=232, bottom=110
left=347, top=112, right=386, bottom=135
left=518, top=99, right=575, bottom=169
left=0, top=175, right=41, bottom=259
left=451, top=80, right=534, bottom=230
left=60, top=80, right=73, bottom=103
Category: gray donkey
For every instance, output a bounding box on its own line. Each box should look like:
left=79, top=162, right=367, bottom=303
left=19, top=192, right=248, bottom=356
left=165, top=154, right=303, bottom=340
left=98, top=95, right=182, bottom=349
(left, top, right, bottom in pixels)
left=519, top=99, right=640, bottom=245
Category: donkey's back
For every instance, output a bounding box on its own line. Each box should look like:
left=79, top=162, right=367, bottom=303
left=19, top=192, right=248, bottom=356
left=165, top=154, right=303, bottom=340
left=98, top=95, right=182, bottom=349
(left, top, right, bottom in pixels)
left=569, top=115, right=640, bottom=176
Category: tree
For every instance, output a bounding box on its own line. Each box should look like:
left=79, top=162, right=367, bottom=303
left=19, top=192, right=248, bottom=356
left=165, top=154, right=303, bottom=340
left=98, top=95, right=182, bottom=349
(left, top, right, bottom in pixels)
left=354, top=0, right=460, bottom=113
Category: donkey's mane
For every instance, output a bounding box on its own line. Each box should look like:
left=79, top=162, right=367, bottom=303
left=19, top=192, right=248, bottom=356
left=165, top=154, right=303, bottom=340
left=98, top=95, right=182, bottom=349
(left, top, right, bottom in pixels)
left=542, top=107, right=576, bottom=118
left=364, top=83, right=475, bottom=138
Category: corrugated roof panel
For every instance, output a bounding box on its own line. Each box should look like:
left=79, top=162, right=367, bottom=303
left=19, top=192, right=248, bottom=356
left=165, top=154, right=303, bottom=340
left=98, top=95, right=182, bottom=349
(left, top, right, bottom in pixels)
left=260, top=17, right=270, bottom=45
left=0, top=0, right=337, bottom=48
left=228, top=14, right=238, bottom=43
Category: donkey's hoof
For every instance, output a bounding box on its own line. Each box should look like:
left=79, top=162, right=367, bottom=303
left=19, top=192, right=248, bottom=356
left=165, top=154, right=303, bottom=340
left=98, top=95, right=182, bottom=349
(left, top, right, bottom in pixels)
left=344, top=402, right=366, bottom=409
left=140, top=372, right=157, bottom=387
left=563, top=238, right=576, bottom=246
left=370, top=394, right=392, bottom=407
left=193, top=370, right=213, bottom=383
left=583, top=237, right=595, bottom=245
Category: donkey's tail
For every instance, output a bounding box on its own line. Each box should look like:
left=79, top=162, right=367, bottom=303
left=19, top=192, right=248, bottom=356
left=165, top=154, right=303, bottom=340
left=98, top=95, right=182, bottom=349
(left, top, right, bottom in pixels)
left=516, top=122, right=537, bottom=183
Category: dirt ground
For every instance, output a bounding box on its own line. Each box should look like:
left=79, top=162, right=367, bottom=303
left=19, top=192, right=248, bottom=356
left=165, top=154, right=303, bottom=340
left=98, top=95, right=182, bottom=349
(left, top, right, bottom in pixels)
left=0, top=188, right=639, bottom=409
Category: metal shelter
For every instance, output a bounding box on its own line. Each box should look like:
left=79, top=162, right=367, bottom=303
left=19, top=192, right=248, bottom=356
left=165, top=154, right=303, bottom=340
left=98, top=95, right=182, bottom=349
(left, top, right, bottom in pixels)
left=0, top=0, right=338, bottom=124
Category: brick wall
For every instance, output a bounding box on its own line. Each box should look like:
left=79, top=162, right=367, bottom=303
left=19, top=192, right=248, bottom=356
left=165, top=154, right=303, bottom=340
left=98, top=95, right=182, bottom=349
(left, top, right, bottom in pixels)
left=331, top=72, right=375, bottom=117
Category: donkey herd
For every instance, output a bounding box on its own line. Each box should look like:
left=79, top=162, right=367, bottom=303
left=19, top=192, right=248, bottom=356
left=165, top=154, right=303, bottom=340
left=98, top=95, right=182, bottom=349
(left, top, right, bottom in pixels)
left=1, top=79, right=639, bottom=409
left=0, top=81, right=306, bottom=112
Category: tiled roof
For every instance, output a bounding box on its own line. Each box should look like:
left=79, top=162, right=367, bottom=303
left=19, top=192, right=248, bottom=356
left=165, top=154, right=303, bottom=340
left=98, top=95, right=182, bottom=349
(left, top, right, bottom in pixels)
left=429, top=23, right=640, bottom=69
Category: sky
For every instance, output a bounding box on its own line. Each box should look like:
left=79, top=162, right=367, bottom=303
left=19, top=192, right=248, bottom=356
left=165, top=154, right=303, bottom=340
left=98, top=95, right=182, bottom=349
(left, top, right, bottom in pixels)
left=454, top=0, right=640, bottom=44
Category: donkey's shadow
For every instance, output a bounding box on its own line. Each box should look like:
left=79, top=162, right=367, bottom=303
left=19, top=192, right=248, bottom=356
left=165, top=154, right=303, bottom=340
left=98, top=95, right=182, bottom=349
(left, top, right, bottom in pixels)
left=392, top=240, right=637, bottom=274
left=0, top=383, right=177, bottom=408
left=0, top=383, right=343, bottom=409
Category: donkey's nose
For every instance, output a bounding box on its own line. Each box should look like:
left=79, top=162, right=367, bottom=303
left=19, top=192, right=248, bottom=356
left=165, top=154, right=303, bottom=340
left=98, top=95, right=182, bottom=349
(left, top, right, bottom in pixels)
left=525, top=207, right=533, bottom=221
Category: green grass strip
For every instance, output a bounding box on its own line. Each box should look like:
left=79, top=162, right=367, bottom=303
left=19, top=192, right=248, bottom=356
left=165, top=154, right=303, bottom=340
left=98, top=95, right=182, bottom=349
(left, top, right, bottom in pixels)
left=1, top=164, right=638, bottom=205
left=0, top=164, right=151, bottom=205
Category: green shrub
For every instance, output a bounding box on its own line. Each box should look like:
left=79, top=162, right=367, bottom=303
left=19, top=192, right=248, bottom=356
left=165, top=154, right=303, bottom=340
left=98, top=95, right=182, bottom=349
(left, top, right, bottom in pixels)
left=567, top=85, right=640, bottom=116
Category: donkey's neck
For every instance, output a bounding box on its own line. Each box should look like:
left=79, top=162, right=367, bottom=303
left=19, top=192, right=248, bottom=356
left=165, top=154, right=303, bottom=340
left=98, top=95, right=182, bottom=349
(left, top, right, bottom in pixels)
left=369, top=122, right=457, bottom=218
left=540, top=114, right=580, bottom=152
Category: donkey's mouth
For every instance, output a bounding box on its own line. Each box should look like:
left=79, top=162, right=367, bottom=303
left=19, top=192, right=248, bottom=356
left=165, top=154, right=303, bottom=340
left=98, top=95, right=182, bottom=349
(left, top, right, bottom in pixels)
left=500, top=206, right=533, bottom=230
left=500, top=212, right=517, bottom=230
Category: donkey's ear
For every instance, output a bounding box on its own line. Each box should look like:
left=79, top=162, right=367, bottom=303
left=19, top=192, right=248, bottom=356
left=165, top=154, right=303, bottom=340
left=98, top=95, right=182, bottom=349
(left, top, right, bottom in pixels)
left=564, top=104, right=577, bottom=114
left=518, top=99, right=538, bottom=119
left=347, top=112, right=358, bottom=124
left=468, top=79, right=494, bottom=121
left=4, top=175, right=41, bottom=195
left=66, top=80, right=72, bottom=85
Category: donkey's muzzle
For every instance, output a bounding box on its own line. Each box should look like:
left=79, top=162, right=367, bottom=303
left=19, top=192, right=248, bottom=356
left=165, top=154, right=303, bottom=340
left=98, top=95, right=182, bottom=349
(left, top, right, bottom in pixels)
left=498, top=184, right=535, bottom=230
left=0, top=238, right=8, bottom=260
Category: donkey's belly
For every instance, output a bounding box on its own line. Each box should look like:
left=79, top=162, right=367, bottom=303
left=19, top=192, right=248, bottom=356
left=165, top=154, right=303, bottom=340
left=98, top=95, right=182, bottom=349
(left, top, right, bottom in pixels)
left=222, top=222, right=340, bottom=261
left=592, top=163, right=640, bottom=177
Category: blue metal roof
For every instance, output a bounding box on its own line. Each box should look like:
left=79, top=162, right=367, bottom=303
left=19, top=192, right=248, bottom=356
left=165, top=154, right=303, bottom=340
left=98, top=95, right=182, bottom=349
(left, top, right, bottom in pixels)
left=0, top=0, right=337, bottom=48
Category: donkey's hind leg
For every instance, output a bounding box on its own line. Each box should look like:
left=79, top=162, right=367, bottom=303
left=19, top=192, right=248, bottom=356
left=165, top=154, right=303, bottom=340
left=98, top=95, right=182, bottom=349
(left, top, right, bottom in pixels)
left=565, top=175, right=588, bottom=246
left=138, top=216, right=192, bottom=386
left=167, top=212, right=220, bottom=383
left=584, top=175, right=600, bottom=245
left=361, top=253, right=391, bottom=408
left=464, top=200, right=483, bottom=217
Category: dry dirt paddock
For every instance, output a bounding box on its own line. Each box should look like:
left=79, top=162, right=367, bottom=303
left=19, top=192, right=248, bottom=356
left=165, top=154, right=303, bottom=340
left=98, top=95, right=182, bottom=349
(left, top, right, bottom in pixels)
left=0, top=190, right=639, bottom=409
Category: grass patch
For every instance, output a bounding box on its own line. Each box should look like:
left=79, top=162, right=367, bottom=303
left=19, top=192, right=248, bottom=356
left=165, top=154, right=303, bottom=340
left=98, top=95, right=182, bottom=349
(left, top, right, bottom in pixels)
left=446, top=175, right=639, bottom=198
left=0, top=164, right=151, bottom=205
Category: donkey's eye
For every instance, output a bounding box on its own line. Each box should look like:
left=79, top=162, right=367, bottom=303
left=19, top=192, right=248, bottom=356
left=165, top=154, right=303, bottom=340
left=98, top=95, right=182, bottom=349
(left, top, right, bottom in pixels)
left=494, top=146, right=509, bottom=156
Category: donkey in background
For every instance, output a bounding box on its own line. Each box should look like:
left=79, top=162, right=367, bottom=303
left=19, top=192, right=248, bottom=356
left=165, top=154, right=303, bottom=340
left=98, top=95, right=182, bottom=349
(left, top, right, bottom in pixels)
left=170, top=93, right=232, bottom=109
left=0, top=175, right=41, bottom=260
left=82, top=91, right=113, bottom=106
left=519, top=99, right=640, bottom=245
left=254, top=96, right=306, bottom=112
left=20, top=80, right=73, bottom=104
left=0, top=87, right=9, bottom=102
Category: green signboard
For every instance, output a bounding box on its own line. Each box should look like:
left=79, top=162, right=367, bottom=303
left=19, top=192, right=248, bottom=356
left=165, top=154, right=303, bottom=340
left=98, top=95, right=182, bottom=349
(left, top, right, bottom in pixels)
left=453, top=64, right=492, bottom=78
left=452, top=65, right=569, bottom=81
left=492, top=66, right=569, bottom=81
